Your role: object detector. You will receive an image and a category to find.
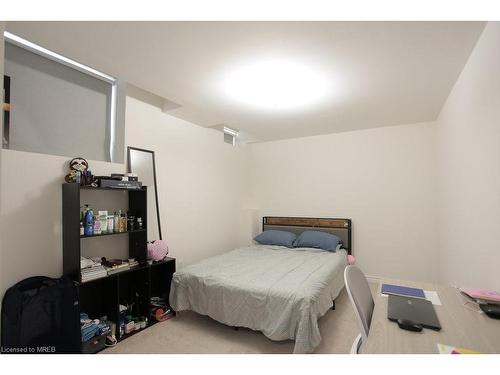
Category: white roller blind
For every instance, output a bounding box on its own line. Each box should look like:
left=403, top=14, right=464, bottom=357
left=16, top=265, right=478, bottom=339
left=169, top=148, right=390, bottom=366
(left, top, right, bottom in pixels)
left=4, top=41, right=124, bottom=162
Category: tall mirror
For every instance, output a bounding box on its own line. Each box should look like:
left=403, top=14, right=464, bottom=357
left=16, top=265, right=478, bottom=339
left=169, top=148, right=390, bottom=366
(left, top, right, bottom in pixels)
left=127, top=147, right=162, bottom=241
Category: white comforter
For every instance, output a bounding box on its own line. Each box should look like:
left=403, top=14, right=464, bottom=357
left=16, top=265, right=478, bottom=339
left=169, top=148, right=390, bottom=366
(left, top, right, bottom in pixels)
left=169, top=244, right=347, bottom=353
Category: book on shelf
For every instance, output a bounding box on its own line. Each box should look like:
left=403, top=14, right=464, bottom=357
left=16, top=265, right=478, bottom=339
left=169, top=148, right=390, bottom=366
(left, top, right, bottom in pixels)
left=81, top=258, right=142, bottom=278
left=81, top=274, right=107, bottom=282
left=82, top=275, right=106, bottom=282
left=81, top=265, right=105, bottom=273
left=81, top=264, right=107, bottom=281
left=105, top=263, right=130, bottom=275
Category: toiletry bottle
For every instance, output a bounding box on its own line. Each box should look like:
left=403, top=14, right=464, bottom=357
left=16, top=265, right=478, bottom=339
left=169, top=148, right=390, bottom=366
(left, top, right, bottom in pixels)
left=80, top=204, right=88, bottom=224
left=108, top=215, right=114, bottom=233
left=84, top=208, right=94, bottom=236
left=99, top=211, right=108, bottom=234
left=117, top=210, right=122, bottom=233
left=114, top=211, right=120, bottom=233
left=118, top=211, right=122, bottom=233
left=80, top=222, right=84, bottom=236
left=127, top=211, right=135, bottom=231
left=122, top=211, right=128, bottom=232
left=94, top=211, right=102, bottom=235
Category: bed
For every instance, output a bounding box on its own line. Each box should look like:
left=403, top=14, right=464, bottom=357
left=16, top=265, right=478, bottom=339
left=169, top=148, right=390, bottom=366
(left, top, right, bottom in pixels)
left=169, top=216, right=352, bottom=353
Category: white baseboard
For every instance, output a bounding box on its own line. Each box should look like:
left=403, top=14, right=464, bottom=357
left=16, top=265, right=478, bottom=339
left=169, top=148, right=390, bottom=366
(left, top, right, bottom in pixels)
left=365, top=275, right=381, bottom=285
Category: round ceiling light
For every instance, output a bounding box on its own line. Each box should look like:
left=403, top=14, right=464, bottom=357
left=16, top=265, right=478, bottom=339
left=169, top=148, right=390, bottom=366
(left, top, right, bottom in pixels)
left=219, top=59, right=332, bottom=112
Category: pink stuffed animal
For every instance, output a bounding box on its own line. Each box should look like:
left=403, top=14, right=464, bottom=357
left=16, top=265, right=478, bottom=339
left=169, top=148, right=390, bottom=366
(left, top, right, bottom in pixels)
left=347, top=255, right=356, bottom=265
left=147, top=240, right=168, bottom=261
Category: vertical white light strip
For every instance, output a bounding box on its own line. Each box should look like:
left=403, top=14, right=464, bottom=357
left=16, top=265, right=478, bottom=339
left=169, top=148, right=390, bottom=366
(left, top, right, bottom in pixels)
left=109, top=83, right=117, bottom=162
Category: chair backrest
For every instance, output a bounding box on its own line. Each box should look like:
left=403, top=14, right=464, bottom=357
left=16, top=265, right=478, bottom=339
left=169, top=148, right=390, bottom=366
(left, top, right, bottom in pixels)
left=344, top=265, right=374, bottom=343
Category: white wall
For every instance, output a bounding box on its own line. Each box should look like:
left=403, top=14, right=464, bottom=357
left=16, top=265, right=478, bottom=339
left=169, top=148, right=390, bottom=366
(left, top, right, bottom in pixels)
left=0, top=151, right=124, bottom=296
left=125, top=96, right=251, bottom=268
left=436, top=22, right=500, bottom=291
left=0, top=95, right=250, bottom=300
left=248, top=122, right=438, bottom=282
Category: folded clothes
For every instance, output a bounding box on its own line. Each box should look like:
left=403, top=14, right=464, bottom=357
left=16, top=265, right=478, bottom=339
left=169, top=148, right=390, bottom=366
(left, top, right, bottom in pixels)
left=97, top=323, right=110, bottom=336
left=80, top=312, right=110, bottom=343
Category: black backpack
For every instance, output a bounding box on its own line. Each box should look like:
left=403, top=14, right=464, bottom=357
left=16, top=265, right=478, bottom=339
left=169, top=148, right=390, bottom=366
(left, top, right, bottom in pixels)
left=1, top=276, right=80, bottom=354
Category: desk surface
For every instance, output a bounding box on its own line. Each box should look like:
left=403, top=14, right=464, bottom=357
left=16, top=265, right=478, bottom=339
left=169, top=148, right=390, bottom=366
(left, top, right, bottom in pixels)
left=363, top=278, right=500, bottom=354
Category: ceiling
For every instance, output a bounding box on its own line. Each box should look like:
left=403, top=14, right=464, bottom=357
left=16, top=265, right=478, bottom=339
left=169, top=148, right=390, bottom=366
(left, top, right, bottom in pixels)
left=5, top=21, right=486, bottom=142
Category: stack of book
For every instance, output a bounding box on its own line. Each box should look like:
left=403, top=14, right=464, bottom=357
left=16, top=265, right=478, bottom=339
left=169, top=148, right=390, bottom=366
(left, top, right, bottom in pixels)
left=127, top=258, right=139, bottom=268
left=81, top=264, right=107, bottom=282
left=105, top=263, right=130, bottom=275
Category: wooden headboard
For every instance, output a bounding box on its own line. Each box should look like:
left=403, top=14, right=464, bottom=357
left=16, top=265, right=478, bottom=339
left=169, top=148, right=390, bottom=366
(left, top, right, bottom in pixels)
left=262, top=216, right=352, bottom=255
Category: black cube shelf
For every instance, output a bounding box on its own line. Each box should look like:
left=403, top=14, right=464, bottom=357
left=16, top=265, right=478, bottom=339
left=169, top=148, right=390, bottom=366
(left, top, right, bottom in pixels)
left=62, top=183, right=175, bottom=353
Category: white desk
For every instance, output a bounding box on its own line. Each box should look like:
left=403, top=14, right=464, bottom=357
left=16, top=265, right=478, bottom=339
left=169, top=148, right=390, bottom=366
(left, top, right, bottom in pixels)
left=363, top=279, right=500, bottom=353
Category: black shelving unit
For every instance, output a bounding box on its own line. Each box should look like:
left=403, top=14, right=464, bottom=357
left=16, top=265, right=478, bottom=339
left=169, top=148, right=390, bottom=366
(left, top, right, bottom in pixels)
left=62, top=183, right=175, bottom=353
left=80, top=228, right=146, bottom=239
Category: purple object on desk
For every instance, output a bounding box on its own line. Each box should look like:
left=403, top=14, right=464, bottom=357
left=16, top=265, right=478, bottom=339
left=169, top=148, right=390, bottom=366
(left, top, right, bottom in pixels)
left=382, top=284, right=425, bottom=299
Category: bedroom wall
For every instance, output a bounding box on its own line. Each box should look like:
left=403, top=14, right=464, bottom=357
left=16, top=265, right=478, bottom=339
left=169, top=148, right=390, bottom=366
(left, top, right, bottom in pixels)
left=436, top=22, right=500, bottom=291
left=0, top=151, right=125, bottom=298
left=247, top=121, right=439, bottom=282
left=0, top=94, right=250, bottom=301
left=124, top=96, right=251, bottom=268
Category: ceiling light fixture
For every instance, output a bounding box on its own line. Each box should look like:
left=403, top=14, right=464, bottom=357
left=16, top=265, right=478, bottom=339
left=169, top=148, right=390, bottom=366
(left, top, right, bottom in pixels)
left=219, top=58, right=331, bottom=112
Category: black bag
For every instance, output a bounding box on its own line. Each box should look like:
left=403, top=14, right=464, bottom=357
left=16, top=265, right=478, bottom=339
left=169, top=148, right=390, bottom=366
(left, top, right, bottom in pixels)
left=1, top=276, right=80, bottom=354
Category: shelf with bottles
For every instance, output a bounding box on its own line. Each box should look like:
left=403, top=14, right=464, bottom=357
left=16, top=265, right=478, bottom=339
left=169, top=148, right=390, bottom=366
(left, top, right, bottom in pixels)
left=80, top=206, right=146, bottom=238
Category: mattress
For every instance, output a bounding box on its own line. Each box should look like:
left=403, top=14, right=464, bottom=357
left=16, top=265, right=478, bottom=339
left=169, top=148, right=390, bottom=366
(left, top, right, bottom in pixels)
left=169, top=244, right=347, bottom=353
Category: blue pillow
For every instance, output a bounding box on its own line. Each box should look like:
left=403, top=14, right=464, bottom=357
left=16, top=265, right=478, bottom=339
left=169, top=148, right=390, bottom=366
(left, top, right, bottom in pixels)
left=294, top=230, right=342, bottom=251
left=254, top=230, right=297, bottom=248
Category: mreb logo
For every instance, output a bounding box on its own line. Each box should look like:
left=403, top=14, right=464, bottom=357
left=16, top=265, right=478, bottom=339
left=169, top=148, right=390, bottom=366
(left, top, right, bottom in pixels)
left=37, top=346, right=56, bottom=353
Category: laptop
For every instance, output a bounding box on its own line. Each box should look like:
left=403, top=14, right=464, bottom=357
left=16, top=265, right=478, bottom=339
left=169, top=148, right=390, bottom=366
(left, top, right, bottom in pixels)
left=388, top=294, right=442, bottom=330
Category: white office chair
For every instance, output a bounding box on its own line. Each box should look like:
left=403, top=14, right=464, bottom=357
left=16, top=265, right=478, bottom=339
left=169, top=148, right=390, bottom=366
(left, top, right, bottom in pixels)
left=344, top=265, right=375, bottom=354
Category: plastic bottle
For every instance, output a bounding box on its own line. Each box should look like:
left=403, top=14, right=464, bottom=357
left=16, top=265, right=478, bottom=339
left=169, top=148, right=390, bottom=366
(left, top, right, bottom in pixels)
left=108, top=215, right=114, bottom=233
left=80, top=204, right=89, bottom=223
left=127, top=212, right=135, bottom=231
left=84, top=208, right=94, bottom=236
left=114, top=211, right=120, bottom=233
left=99, top=211, right=108, bottom=234
left=117, top=210, right=123, bottom=233
left=121, top=211, right=128, bottom=232
left=94, top=211, right=102, bottom=235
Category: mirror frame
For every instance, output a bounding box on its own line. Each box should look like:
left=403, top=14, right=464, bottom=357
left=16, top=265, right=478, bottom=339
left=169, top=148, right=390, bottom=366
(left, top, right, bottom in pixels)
left=127, top=146, right=162, bottom=240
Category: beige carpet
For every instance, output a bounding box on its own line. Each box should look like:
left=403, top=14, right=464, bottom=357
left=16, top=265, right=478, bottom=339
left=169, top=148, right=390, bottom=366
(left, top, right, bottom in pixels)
left=104, top=284, right=377, bottom=354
